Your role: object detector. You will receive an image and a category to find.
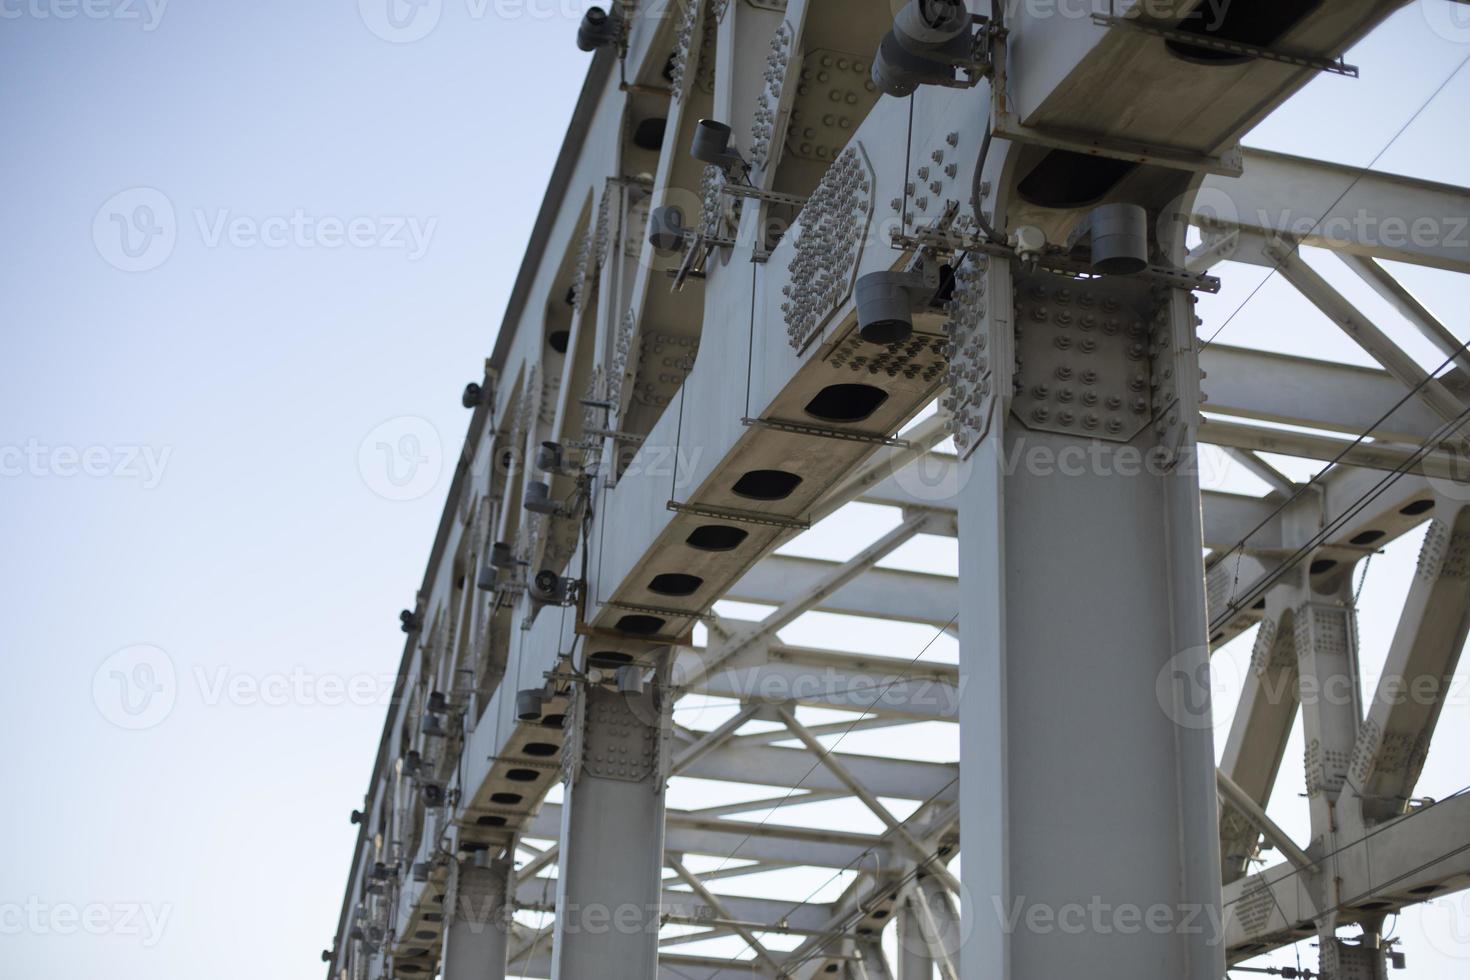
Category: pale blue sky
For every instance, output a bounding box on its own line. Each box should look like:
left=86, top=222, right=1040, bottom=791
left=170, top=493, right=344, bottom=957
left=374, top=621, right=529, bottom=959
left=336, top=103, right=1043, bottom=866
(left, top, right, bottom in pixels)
left=1, top=3, right=1468, bottom=978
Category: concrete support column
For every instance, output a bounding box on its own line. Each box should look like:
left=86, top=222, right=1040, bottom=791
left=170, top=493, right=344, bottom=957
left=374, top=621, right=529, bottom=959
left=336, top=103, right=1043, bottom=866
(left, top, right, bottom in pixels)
left=956, top=258, right=1224, bottom=979
left=442, top=854, right=512, bottom=980
left=550, top=668, right=670, bottom=979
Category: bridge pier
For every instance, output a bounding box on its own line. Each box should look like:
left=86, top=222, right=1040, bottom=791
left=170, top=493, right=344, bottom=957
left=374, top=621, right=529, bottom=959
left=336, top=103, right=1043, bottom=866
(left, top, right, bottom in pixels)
left=442, top=855, right=512, bottom=980
left=550, top=670, right=670, bottom=979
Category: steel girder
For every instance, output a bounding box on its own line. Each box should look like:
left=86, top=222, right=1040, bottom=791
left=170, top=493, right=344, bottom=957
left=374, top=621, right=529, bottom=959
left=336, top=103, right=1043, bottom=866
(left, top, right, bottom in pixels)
left=325, top=3, right=1470, bottom=980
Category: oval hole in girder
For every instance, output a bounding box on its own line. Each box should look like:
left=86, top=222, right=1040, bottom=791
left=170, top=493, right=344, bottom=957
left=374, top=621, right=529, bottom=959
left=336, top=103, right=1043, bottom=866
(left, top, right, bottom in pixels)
left=649, top=573, right=703, bottom=596
left=732, top=469, right=802, bottom=501
left=541, top=713, right=566, bottom=728
left=476, top=815, right=507, bottom=827
left=1401, top=499, right=1435, bottom=516
left=1309, top=559, right=1339, bottom=576
left=687, top=524, right=748, bottom=551
left=423, top=913, right=444, bottom=923
left=505, top=769, right=540, bottom=782
left=588, top=650, right=633, bottom=669
left=1165, top=0, right=1323, bottom=66
left=522, top=743, right=559, bottom=757
left=1350, top=529, right=1386, bottom=546
left=490, top=792, right=523, bottom=805
left=616, top=614, right=667, bottom=635
left=413, top=930, right=436, bottom=940
left=1016, top=150, right=1137, bottom=210
left=632, top=117, right=667, bottom=151
left=548, top=329, right=570, bottom=354
left=804, top=384, right=889, bottom=424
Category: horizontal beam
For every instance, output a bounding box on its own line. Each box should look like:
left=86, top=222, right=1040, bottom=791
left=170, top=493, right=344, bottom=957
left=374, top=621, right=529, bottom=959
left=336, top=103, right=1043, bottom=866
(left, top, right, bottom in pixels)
left=1201, top=344, right=1447, bottom=445
left=1223, top=792, right=1470, bottom=960
left=529, top=804, right=901, bottom=870
left=858, top=458, right=1286, bottom=553
left=675, top=725, right=959, bottom=801
left=728, top=555, right=956, bottom=628
left=1196, top=148, right=1470, bottom=273
left=514, top=879, right=837, bottom=936
left=679, top=643, right=961, bottom=721
left=1200, top=418, right=1467, bottom=481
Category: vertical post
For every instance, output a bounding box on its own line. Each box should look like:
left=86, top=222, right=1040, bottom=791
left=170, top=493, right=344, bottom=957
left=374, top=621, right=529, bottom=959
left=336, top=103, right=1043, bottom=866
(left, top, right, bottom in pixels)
left=550, top=661, right=670, bottom=979
left=955, top=239, right=1223, bottom=977
left=442, top=854, right=512, bottom=980
left=896, top=891, right=935, bottom=980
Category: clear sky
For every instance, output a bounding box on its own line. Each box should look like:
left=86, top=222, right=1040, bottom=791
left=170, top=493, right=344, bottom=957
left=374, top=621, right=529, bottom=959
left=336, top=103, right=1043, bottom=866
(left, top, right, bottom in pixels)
left=1, top=2, right=1467, bottom=978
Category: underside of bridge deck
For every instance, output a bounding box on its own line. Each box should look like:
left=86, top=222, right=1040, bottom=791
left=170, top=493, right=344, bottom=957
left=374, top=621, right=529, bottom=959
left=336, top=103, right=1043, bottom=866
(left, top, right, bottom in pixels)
left=325, top=3, right=1470, bottom=978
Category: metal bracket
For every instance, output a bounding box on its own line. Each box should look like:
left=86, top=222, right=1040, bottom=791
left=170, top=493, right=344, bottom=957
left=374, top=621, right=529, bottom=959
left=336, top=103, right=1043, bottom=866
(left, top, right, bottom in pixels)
left=741, top=416, right=912, bottom=448
left=600, top=600, right=711, bottom=622
left=666, top=500, right=810, bottom=531
left=1091, top=14, right=1360, bottom=77
left=721, top=183, right=809, bottom=208
left=890, top=229, right=1222, bottom=294
left=582, top=427, right=645, bottom=445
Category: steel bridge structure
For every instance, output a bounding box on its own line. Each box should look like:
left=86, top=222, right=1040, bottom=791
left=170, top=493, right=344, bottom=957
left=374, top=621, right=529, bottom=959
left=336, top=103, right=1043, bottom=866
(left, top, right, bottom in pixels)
left=325, top=2, right=1470, bottom=978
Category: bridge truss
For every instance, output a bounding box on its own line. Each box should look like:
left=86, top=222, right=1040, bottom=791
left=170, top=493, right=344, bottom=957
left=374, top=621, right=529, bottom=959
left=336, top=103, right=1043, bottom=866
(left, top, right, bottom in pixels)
left=326, top=2, right=1470, bottom=978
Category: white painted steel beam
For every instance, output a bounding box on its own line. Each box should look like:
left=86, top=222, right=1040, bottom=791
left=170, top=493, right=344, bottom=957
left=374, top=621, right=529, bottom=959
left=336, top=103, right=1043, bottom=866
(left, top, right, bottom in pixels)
left=442, top=857, right=512, bottom=980
left=550, top=683, right=670, bottom=979
left=1195, top=149, right=1470, bottom=273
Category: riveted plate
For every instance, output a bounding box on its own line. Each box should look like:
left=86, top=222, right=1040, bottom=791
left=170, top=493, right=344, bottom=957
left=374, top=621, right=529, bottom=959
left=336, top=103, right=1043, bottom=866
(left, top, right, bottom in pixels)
left=1010, top=272, right=1156, bottom=442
